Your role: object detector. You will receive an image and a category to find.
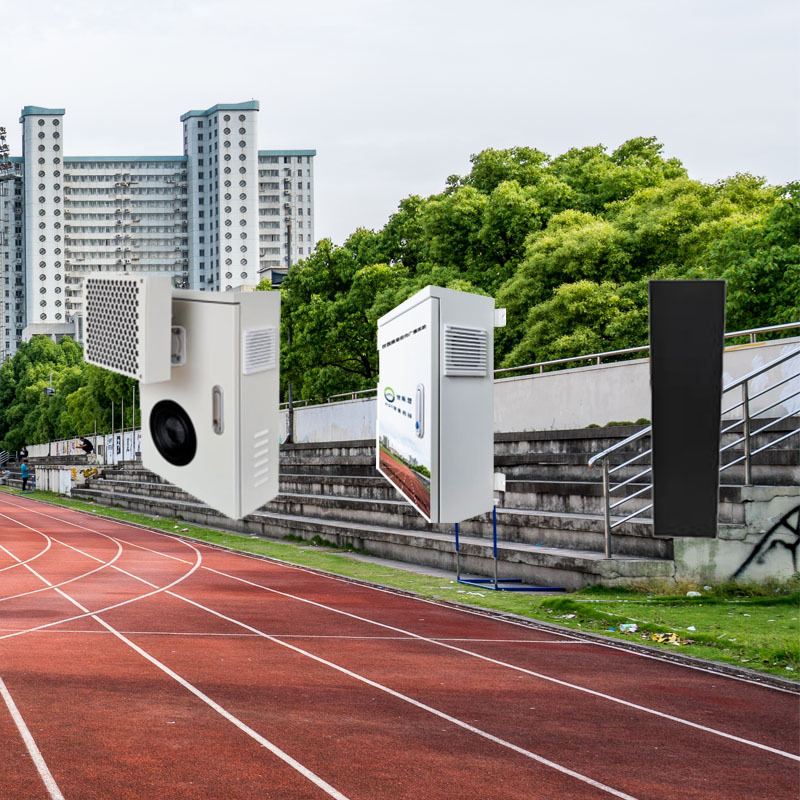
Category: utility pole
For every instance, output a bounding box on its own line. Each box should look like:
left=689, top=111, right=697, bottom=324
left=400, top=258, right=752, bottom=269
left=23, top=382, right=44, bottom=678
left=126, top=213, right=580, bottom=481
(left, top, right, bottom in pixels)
left=284, top=168, right=295, bottom=444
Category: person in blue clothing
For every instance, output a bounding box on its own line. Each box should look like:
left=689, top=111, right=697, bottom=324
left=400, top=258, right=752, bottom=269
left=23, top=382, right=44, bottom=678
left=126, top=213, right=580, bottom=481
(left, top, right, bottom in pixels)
left=20, top=461, right=29, bottom=491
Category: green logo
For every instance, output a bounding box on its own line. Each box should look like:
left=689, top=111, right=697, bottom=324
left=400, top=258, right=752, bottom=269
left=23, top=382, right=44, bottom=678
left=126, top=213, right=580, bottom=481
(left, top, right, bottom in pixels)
left=384, top=387, right=395, bottom=402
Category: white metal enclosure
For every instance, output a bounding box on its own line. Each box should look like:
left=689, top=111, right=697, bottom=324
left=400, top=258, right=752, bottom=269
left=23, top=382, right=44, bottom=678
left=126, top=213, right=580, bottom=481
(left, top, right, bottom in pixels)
left=139, top=289, right=281, bottom=520
left=376, top=286, right=496, bottom=523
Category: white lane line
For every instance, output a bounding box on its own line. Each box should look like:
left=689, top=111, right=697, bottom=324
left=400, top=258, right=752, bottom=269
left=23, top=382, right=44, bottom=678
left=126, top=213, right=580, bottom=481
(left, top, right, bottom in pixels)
left=0, top=523, right=202, bottom=642
left=0, top=529, right=51, bottom=574
left=0, top=512, right=124, bottom=603
left=0, top=676, right=65, bottom=800
left=168, top=589, right=640, bottom=799
left=0, top=501, right=641, bottom=797
left=11, top=550, right=351, bottom=800
left=85, top=515, right=796, bottom=697
left=195, top=565, right=800, bottom=762
left=3, top=496, right=799, bottom=761
left=0, top=628, right=580, bottom=642
left=102, top=530, right=800, bottom=761
left=92, top=618, right=352, bottom=800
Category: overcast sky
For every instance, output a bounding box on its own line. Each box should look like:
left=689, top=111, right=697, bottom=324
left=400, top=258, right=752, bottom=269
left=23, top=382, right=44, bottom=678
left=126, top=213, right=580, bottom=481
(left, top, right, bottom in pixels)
left=3, top=0, right=798, bottom=244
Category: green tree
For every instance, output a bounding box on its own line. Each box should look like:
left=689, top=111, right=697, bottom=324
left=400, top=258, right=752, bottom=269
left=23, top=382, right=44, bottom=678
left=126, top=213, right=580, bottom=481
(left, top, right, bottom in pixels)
left=501, top=279, right=651, bottom=368
left=694, top=182, right=800, bottom=330
left=273, top=240, right=408, bottom=400
left=455, top=146, right=550, bottom=194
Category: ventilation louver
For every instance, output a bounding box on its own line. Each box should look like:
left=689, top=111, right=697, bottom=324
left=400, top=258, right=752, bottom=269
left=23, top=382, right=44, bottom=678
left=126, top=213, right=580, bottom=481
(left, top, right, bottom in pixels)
left=84, top=273, right=172, bottom=383
left=443, top=325, right=488, bottom=376
left=242, top=326, right=277, bottom=374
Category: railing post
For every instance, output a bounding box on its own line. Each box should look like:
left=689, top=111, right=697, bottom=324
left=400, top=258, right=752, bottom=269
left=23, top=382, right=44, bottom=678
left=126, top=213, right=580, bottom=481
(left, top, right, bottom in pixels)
left=743, top=381, right=752, bottom=486
left=601, top=459, right=612, bottom=558
left=454, top=523, right=461, bottom=580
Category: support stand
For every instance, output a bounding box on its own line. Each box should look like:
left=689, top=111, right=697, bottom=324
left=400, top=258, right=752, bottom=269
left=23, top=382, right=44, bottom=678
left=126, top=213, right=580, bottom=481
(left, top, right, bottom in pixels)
left=455, top=506, right=565, bottom=593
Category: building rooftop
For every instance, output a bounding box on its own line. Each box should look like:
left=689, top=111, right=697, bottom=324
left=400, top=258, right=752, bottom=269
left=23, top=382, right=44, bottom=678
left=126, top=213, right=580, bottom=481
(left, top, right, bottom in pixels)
left=180, top=101, right=260, bottom=122
left=19, top=106, right=65, bottom=120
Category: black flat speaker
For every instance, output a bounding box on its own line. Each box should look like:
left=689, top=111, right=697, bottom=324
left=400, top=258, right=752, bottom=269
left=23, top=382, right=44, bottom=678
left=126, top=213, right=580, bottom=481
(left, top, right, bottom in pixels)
left=649, top=281, right=726, bottom=538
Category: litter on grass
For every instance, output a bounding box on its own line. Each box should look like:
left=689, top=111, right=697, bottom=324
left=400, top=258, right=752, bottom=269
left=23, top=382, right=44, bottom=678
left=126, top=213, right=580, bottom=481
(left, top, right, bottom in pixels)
left=652, top=632, right=681, bottom=644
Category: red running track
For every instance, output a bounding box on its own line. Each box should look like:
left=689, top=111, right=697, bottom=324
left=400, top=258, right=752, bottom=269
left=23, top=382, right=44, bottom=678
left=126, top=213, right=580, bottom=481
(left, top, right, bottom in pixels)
left=0, top=492, right=798, bottom=800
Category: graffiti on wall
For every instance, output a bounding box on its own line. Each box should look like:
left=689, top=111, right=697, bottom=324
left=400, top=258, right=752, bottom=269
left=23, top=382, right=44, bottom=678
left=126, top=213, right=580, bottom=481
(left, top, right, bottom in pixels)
left=733, top=505, right=800, bottom=579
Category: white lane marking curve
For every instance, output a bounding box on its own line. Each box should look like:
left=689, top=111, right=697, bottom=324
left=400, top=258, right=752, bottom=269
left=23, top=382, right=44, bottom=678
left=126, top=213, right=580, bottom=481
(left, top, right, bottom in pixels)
left=0, top=524, right=51, bottom=574
left=0, top=517, right=202, bottom=641
left=0, top=511, right=124, bottom=602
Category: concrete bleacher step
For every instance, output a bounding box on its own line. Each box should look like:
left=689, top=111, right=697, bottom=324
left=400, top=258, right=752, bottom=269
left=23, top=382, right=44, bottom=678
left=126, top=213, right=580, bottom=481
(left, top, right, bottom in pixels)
left=59, top=418, right=797, bottom=588
left=73, top=480, right=671, bottom=559
left=69, top=484, right=674, bottom=590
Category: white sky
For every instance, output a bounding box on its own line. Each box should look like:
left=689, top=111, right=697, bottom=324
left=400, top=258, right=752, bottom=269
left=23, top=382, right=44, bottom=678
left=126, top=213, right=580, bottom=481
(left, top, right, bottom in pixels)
left=3, top=0, right=798, bottom=245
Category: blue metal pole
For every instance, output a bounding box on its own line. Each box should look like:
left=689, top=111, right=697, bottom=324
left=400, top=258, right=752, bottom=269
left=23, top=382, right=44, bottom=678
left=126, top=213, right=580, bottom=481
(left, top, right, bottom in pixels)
left=493, top=505, right=498, bottom=589
left=454, top=522, right=460, bottom=580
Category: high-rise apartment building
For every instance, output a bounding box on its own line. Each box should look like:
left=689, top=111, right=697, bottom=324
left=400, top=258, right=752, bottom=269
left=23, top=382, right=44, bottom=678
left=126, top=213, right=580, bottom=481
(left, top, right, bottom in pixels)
left=0, top=101, right=314, bottom=360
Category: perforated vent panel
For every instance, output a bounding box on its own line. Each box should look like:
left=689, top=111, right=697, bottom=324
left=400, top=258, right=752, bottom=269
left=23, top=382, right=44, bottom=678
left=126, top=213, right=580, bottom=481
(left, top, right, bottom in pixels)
left=85, top=276, right=142, bottom=379
left=443, top=325, right=488, bottom=376
left=242, top=326, right=277, bottom=374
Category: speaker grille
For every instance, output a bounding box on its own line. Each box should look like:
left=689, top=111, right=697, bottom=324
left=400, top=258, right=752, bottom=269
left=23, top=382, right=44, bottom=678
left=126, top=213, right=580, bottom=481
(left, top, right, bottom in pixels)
left=85, top=276, right=142, bottom=379
left=242, top=326, right=277, bottom=374
left=443, top=325, right=488, bottom=376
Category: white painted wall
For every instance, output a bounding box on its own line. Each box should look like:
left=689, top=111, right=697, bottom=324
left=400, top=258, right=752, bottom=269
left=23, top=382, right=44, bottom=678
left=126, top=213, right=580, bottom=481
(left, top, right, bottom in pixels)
left=284, top=338, right=800, bottom=442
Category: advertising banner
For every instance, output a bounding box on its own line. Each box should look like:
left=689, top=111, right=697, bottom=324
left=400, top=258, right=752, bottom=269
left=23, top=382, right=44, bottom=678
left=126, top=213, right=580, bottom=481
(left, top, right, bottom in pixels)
left=377, top=296, right=437, bottom=521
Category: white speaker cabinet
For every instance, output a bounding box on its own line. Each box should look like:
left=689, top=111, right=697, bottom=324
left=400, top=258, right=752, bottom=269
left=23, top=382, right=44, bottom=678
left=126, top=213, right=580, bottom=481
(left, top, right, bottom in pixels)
left=84, top=273, right=172, bottom=384
left=139, top=289, right=281, bottom=521
left=84, top=273, right=281, bottom=521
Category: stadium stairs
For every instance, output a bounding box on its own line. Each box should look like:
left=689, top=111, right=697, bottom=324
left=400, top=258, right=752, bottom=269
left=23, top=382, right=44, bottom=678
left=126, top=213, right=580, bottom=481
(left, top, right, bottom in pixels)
left=40, top=419, right=798, bottom=590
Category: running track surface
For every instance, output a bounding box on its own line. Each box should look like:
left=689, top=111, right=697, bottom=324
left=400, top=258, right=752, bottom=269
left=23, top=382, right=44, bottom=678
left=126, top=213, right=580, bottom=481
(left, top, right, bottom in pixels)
left=0, top=492, right=798, bottom=800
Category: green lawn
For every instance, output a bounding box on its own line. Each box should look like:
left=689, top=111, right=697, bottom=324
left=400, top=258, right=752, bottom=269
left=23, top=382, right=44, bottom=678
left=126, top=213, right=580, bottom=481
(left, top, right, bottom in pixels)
left=2, top=487, right=798, bottom=680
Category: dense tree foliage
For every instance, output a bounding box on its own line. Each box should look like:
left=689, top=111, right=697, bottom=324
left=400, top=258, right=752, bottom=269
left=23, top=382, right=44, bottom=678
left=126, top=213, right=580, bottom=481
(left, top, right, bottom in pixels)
left=0, top=337, right=137, bottom=453
left=266, top=139, right=797, bottom=400
left=1, top=138, right=796, bottom=447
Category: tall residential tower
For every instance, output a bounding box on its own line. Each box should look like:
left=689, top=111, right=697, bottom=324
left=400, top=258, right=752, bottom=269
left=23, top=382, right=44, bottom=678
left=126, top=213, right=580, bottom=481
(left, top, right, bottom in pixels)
left=0, top=101, right=314, bottom=359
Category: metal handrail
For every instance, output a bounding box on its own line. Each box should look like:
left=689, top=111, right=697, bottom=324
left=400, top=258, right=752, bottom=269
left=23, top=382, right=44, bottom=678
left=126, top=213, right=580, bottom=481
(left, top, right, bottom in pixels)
left=496, top=321, right=800, bottom=377
left=589, top=344, right=800, bottom=557
left=280, top=321, right=800, bottom=409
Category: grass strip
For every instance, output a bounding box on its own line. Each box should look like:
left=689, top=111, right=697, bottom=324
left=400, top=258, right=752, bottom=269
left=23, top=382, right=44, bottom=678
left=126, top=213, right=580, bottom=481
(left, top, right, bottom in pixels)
left=2, top=486, right=798, bottom=680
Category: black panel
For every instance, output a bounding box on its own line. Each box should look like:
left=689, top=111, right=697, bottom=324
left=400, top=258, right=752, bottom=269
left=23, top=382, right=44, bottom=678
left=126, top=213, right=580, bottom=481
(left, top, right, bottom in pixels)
left=649, top=281, right=726, bottom=537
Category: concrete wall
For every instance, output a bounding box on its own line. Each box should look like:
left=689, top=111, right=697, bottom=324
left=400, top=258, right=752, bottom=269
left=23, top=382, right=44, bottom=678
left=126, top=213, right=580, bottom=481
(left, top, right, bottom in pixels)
left=286, top=337, right=800, bottom=442
left=674, top=487, right=800, bottom=582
